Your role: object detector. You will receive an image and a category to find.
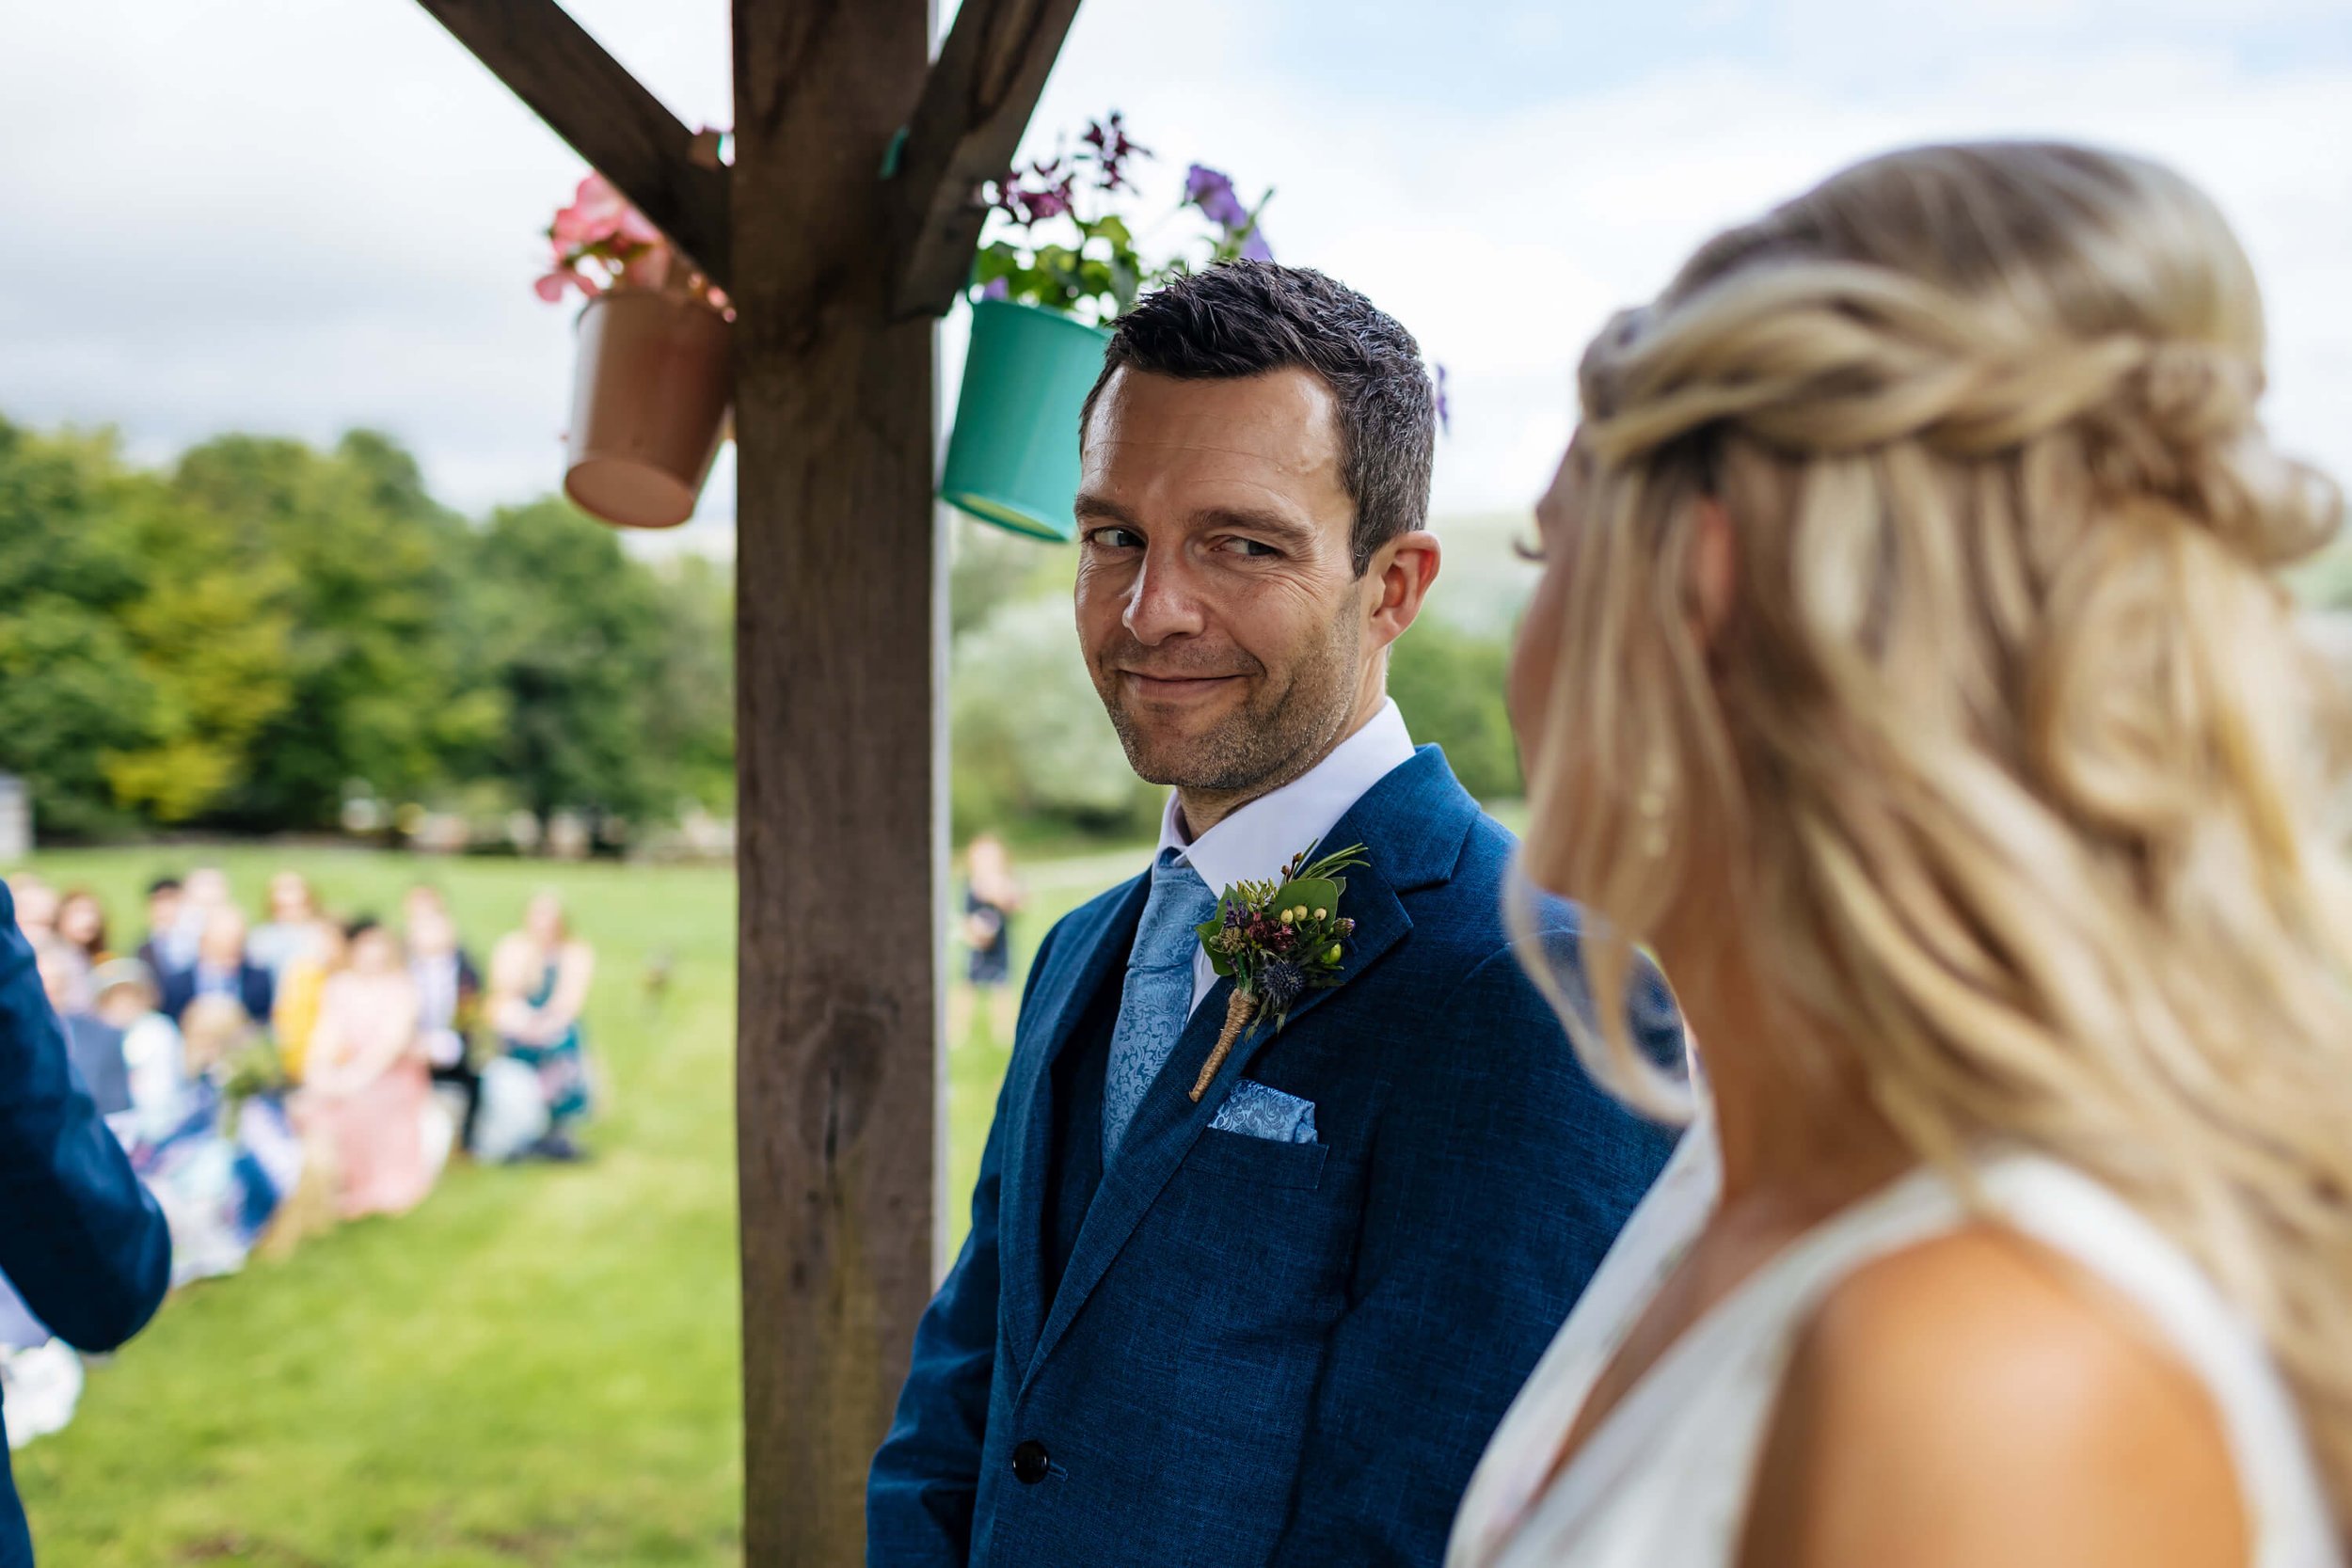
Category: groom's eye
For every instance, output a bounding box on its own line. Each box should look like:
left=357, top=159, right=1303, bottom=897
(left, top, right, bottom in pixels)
left=1087, top=526, right=1144, bottom=550
left=1224, top=537, right=1280, bottom=559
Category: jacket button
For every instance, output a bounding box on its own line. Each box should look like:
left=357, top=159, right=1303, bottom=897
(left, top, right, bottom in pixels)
left=1010, top=1439, right=1050, bottom=1485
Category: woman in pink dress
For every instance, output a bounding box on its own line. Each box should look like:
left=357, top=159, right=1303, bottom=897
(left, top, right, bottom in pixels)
left=296, top=920, right=436, bottom=1219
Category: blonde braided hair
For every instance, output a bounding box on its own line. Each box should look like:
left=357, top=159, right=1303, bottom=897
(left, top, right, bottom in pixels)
left=1518, top=142, right=2352, bottom=1525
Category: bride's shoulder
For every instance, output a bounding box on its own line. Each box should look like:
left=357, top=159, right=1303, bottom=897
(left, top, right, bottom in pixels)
left=1738, top=1222, right=2247, bottom=1567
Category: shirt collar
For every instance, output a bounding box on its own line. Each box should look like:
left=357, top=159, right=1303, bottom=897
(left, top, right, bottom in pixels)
left=1154, top=699, right=1415, bottom=895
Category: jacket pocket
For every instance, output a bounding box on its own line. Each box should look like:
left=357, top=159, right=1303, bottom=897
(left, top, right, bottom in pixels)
left=1181, top=1127, right=1330, bottom=1191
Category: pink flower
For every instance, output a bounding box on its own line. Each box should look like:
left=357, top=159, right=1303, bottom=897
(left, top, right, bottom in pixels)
left=549, top=172, right=664, bottom=250
left=533, top=267, right=599, bottom=302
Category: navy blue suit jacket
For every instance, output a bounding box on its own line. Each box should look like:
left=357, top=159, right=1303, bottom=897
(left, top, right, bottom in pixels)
left=869, top=747, right=1680, bottom=1568
left=0, top=884, right=172, bottom=1567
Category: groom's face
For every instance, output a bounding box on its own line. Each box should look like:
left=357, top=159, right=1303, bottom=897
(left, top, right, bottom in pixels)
left=1074, top=367, right=1372, bottom=796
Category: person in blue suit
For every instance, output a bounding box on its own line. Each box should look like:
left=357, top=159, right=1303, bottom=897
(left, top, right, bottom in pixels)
left=0, top=879, right=172, bottom=1566
left=868, top=262, right=1682, bottom=1568
left=156, top=906, right=272, bottom=1026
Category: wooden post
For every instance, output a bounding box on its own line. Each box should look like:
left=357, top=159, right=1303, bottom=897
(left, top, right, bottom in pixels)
left=409, top=2, right=1081, bottom=1558
left=730, top=2, right=940, bottom=1562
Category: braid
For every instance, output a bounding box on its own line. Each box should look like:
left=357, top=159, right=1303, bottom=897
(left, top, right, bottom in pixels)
left=1521, top=141, right=2352, bottom=1534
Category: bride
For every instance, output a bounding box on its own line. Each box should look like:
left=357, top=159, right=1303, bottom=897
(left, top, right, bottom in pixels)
left=1453, top=142, right=2350, bottom=1566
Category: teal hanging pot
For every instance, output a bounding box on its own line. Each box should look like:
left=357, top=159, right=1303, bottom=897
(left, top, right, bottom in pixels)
left=941, top=299, right=1113, bottom=541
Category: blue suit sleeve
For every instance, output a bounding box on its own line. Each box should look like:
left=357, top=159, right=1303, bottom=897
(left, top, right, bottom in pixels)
left=0, top=885, right=171, bottom=1352
left=1267, top=942, right=1679, bottom=1568
left=867, top=924, right=1057, bottom=1566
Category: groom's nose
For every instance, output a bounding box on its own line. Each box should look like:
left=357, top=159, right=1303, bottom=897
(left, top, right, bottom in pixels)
left=1121, top=549, right=1210, bottom=646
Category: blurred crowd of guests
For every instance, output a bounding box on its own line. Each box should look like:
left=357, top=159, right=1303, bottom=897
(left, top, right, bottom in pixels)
left=0, top=867, right=599, bottom=1449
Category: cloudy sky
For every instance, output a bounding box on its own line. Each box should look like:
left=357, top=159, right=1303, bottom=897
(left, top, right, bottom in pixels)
left=3, top=0, right=2346, bottom=561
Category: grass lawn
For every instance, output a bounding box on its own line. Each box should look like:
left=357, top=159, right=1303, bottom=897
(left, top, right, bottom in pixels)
left=8, top=841, right=1145, bottom=1567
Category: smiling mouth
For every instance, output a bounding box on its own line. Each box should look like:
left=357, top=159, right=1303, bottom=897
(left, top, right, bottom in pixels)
left=1120, top=672, right=1244, bottom=698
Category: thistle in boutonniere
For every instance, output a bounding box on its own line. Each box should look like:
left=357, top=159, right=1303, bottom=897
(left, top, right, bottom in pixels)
left=1187, top=840, right=1371, bottom=1102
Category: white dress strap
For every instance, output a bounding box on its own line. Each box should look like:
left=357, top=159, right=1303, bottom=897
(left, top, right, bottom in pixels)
left=1449, top=1146, right=2342, bottom=1568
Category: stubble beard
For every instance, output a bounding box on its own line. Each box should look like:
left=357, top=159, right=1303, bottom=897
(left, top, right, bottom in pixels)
left=1094, top=609, right=1365, bottom=800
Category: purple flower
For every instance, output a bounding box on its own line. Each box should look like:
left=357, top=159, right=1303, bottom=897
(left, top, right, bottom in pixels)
left=1185, top=164, right=1251, bottom=230
left=1435, top=363, right=1451, bottom=434
left=1083, top=112, right=1151, bottom=191
left=1239, top=224, right=1274, bottom=262
left=1259, top=959, right=1307, bottom=1014
left=978, top=277, right=1010, bottom=302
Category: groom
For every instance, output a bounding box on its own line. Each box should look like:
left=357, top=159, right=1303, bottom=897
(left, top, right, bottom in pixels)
left=869, top=261, right=1679, bottom=1567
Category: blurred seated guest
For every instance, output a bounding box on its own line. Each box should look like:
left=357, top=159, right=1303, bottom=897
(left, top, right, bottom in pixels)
left=33, top=943, right=128, bottom=1121
left=247, top=872, right=325, bottom=983
left=48, top=889, right=110, bottom=1012
left=88, top=959, right=183, bottom=1149
left=0, top=879, right=171, bottom=1563
left=270, top=916, right=346, bottom=1085
left=55, top=890, right=109, bottom=968
left=180, top=864, right=230, bottom=941
left=132, top=997, right=301, bottom=1285
left=489, top=892, right=596, bottom=1163
left=161, top=908, right=272, bottom=1027
left=296, top=920, right=439, bottom=1218
left=5, top=878, right=56, bottom=949
left=136, top=875, right=194, bottom=981
left=406, top=903, right=482, bottom=1155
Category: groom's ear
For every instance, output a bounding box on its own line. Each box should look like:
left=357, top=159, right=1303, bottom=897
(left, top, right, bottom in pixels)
left=1361, top=529, right=1442, bottom=650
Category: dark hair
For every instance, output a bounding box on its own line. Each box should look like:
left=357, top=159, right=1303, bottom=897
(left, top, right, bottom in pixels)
left=344, top=916, right=382, bottom=943
left=147, top=875, right=183, bottom=898
left=1080, top=261, right=1437, bottom=573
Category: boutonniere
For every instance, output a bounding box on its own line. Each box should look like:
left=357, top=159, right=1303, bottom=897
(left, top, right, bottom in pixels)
left=1188, top=839, right=1371, bottom=1101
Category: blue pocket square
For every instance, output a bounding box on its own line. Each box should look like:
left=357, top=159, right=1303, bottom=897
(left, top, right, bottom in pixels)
left=1210, top=1081, right=1318, bottom=1145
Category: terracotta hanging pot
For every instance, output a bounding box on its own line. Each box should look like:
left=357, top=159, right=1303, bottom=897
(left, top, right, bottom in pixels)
left=563, top=288, right=732, bottom=530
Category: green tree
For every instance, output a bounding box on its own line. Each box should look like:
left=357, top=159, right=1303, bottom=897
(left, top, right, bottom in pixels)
left=170, top=432, right=494, bottom=828
left=644, top=554, right=736, bottom=812
left=101, top=484, right=295, bottom=823
left=950, top=594, right=1158, bottom=841
left=1387, top=615, right=1521, bottom=804
left=0, top=421, right=167, bottom=835
left=467, top=498, right=670, bottom=832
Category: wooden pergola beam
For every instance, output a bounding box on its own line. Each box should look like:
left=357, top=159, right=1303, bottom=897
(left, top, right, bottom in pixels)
left=889, top=0, right=1085, bottom=319
left=415, top=0, right=733, bottom=288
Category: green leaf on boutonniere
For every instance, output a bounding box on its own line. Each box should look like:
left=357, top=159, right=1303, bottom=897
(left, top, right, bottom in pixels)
left=1187, top=838, right=1370, bottom=1101
left=1268, top=876, right=1343, bottom=920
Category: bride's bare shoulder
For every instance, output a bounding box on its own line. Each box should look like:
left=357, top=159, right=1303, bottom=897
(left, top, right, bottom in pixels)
left=1735, top=1222, right=2248, bottom=1568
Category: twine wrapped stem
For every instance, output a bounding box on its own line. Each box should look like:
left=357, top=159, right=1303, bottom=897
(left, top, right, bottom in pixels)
left=1190, top=986, right=1260, bottom=1101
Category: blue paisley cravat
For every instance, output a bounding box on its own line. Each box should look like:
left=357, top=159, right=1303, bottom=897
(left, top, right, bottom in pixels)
left=1102, top=849, right=1217, bottom=1161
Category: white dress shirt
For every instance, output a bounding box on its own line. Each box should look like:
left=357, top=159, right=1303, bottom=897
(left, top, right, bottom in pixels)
left=1155, top=698, right=1416, bottom=1019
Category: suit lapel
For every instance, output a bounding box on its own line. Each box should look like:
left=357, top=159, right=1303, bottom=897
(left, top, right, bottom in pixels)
left=1020, top=851, right=1415, bottom=1388
left=997, top=874, right=1149, bottom=1375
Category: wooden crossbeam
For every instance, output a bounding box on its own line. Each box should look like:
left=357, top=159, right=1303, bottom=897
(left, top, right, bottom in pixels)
left=414, top=0, right=733, bottom=289
left=888, top=0, right=1086, bottom=319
